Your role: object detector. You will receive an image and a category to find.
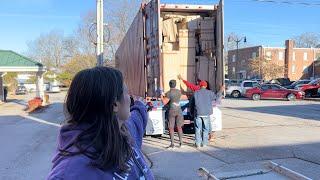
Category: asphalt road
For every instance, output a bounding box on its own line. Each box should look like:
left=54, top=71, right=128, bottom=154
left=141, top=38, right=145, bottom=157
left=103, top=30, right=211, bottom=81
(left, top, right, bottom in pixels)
left=1, top=93, right=320, bottom=179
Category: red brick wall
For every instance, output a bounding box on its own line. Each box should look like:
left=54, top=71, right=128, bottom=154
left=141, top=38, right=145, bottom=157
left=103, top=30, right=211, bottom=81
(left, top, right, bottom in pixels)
left=286, top=49, right=320, bottom=80
left=227, top=40, right=320, bottom=80
left=228, top=46, right=261, bottom=79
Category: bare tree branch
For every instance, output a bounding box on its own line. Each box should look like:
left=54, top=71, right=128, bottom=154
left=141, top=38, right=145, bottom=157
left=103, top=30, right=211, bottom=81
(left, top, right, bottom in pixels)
left=293, top=32, right=320, bottom=48
left=249, top=57, right=286, bottom=80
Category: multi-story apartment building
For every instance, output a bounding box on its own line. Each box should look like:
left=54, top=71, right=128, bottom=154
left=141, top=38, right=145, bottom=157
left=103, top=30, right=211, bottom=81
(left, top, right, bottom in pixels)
left=228, top=40, right=320, bottom=81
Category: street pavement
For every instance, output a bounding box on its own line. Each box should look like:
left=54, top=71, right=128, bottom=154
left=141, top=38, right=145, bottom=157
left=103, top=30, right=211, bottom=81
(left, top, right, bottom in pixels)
left=143, top=98, right=320, bottom=179
left=0, top=93, right=320, bottom=179
left=0, top=93, right=64, bottom=180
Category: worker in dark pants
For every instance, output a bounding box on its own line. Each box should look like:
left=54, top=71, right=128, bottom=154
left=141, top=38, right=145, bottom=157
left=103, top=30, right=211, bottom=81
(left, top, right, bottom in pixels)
left=178, top=75, right=216, bottom=140
left=161, top=80, right=184, bottom=148
left=3, top=86, right=8, bottom=102
left=193, top=81, right=218, bottom=148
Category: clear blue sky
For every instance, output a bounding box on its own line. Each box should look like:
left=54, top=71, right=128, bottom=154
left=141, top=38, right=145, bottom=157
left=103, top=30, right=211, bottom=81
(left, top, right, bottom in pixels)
left=0, top=0, right=319, bottom=53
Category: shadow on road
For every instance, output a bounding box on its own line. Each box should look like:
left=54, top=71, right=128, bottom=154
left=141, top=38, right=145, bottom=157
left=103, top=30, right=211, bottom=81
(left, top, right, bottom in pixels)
left=224, top=104, right=320, bottom=121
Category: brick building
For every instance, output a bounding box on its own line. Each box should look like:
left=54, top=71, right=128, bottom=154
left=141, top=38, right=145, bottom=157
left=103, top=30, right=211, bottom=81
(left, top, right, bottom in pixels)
left=227, top=40, right=320, bottom=81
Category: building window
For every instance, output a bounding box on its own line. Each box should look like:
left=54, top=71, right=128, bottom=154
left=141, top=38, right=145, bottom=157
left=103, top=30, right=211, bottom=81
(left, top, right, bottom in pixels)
left=232, top=55, right=236, bottom=62
left=304, top=52, right=308, bottom=61
left=292, top=65, right=296, bottom=73
left=293, top=52, right=296, bottom=61
left=279, top=52, right=284, bottom=60
left=232, top=67, right=235, bottom=74
left=252, top=52, right=257, bottom=59
left=266, top=51, right=272, bottom=60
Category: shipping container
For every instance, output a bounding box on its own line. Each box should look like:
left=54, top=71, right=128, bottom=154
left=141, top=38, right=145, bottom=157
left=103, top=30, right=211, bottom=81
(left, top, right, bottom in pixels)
left=116, top=0, right=224, bottom=98
left=115, top=0, right=224, bottom=135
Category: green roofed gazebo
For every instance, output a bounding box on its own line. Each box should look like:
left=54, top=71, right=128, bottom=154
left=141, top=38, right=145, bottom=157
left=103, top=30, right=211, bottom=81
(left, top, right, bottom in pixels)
left=0, top=50, right=46, bottom=102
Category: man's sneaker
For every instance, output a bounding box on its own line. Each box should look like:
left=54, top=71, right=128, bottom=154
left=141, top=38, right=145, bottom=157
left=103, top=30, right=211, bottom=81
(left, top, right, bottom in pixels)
left=166, top=144, right=175, bottom=149
left=178, top=143, right=184, bottom=148
left=195, top=144, right=201, bottom=149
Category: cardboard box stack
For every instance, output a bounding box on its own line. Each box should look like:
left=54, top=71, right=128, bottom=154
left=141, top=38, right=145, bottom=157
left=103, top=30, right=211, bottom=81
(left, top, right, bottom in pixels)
left=161, top=15, right=216, bottom=92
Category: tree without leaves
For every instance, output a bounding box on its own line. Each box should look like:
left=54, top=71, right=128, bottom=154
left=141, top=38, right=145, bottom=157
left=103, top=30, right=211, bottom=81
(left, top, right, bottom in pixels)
left=248, top=57, right=286, bottom=80
left=74, top=1, right=143, bottom=63
left=104, top=0, right=142, bottom=61
left=76, top=11, right=96, bottom=56
left=63, top=36, right=80, bottom=59
left=293, top=32, right=320, bottom=48
left=106, top=0, right=140, bottom=41
left=26, top=0, right=146, bottom=86
left=27, top=30, right=79, bottom=69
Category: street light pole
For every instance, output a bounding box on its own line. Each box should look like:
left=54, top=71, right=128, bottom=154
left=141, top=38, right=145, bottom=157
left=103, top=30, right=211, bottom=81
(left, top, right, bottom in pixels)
left=228, top=36, right=246, bottom=79
left=313, top=48, right=315, bottom=79
left=96, top=0, right=104, bottom=66
left=236, top=41, right=240, bottom=79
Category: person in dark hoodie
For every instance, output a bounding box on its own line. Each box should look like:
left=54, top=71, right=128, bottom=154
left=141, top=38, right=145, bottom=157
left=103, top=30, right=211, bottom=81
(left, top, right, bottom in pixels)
left=47, top=66, right=154, bottom=180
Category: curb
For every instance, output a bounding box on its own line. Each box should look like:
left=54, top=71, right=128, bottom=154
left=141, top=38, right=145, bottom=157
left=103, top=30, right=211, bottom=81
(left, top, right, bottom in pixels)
left=304, top=98, right=320, bottom=102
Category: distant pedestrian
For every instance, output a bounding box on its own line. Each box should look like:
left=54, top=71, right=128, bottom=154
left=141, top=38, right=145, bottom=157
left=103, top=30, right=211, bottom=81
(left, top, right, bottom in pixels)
left=161, top=80, right=184, bottom=148
left=47, top=66, right=154, bottom=180
left=192, top=81, right=223, bottom=148
left=3, top=86, right=8, bottom=102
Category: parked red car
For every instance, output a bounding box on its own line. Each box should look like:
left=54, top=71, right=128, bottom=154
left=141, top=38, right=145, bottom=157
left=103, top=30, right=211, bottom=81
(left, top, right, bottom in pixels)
left=295, top=78, right=320, bottom=97
left=245, top=84, right=305, bottom=101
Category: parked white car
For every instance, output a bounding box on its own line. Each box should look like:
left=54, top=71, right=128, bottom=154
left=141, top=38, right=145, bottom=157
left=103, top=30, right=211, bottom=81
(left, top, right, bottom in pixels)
left=47, top=81, right=61, bottom=93
left=226, top=80, right=260, bottom=98
left=48, top=85, right=61, bottom=93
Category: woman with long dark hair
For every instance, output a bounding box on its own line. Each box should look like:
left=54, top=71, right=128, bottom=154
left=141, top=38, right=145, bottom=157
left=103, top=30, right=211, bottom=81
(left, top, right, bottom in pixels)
left=47, top=66, right=154, bottom=179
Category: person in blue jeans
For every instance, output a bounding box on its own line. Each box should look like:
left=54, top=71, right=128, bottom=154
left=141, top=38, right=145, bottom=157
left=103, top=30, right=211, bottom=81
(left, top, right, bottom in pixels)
left=193, top=81, right=223, bottom=148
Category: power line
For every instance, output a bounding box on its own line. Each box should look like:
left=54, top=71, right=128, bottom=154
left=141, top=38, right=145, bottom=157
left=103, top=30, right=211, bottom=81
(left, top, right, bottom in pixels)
left=252, top=0, right=320, bottom=6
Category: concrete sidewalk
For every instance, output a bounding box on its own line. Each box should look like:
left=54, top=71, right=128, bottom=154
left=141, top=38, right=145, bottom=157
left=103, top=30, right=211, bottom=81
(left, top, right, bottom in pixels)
left=142, top=136, right=226, bottom=180
left=143, top=99, right=320, bottom=179
left=142, top=132, right=320, bottom=179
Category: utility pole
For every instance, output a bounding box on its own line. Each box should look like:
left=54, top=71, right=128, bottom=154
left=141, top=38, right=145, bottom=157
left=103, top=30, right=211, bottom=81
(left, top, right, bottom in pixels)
left=96, top=0, right=104, bottom=66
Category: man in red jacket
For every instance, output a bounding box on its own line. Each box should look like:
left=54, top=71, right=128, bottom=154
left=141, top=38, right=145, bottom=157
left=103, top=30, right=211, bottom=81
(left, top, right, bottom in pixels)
left=178, top=74, right=201, bottom=92
left=178, top=75, right=217, bottom=141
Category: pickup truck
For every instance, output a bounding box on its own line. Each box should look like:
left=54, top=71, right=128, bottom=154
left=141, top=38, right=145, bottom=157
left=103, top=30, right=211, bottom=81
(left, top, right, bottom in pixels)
left=295, top=78, right=320, bottom=97
left=226, top=80, right=260, bottom=98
